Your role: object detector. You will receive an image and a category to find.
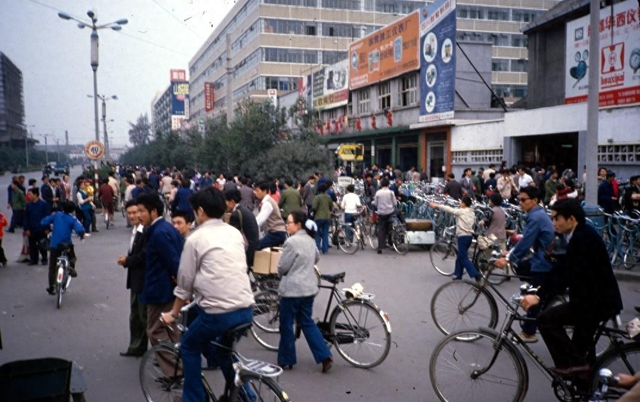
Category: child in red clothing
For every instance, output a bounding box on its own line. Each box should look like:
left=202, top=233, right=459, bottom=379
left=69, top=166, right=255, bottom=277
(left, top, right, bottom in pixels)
left=0, top=213, right=8, bottom=266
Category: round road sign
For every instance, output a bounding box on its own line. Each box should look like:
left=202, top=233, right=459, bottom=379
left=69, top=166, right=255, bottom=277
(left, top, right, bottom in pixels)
left=85, top=140, right=105, bottom=160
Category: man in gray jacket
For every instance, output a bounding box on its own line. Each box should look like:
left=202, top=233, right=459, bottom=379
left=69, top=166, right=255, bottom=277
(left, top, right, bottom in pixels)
left=301, top=175, right=316, bottom=219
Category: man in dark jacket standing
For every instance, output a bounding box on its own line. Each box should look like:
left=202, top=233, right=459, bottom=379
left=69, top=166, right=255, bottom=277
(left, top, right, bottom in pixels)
left=24, top=188, right=50, bottom=266
left=225, top=189, right=260, bottom=268
left=520, top=199, right=622, bottom=375
left=40, top=176, right=55, bottom=209
left=117, top=200, right=148, bottom=357
left=136, top=194, right=183, bottom=373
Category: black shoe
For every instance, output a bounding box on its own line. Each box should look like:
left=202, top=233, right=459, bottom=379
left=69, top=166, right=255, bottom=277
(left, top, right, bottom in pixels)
left=41, top=260, right=48, bottom=265
left=277, top=363, right=293, bottom=370
left=635, top=306, right=640, bottom=314
left=321, top=357, right=333, bottom=373
left=119, top=351, right=144, bottom=357
left=27, top=262, right=38, bottom=266
left=92, top=229, right=99, bottom=233
left=46, top=287, right=55, bottom=295
left=68, top=268, right=77, bottom=278
left=202, top=364, right=219, bottom=371
left=452, top=277, right=462, bottom=281
left=377, top=249, right=382, bottom=254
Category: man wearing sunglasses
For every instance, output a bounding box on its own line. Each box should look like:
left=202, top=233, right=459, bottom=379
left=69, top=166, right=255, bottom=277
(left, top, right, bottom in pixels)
left=494, top=186, right=554, bottom=343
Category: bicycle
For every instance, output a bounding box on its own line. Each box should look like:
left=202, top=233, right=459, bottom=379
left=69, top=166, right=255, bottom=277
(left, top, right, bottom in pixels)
left=139, top=301, right=290, bottom=402
left=589, top=368, right=625, bottom=402
left=429, top=228, right=507, bottom=284
left=251, top=271, right=392, bottom=369
left=329, top=212, right=360, bottom=255
left=429, top=291, right=639, bottom=402
left=368, top=213, right=409, bottom=255
left=54, top=243, right=74, bottom=310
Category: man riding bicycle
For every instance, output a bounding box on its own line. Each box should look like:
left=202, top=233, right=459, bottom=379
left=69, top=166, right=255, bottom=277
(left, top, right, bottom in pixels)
left=519, top=199, right=623, bottom=377
left=41, top=201, right=85, bottom=295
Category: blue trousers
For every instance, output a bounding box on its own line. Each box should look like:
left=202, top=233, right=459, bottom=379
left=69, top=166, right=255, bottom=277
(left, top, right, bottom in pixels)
left=455, top=236, right=479, bottom=279
left=259, top=231, right=287, bottom=249
left=9, top=209, right=24, bottom=230
left=81, top=209, right=92, bottom=233
left=181, top=306, right=253, bottom=402
left=344, top=213, right=355, bottom=241
left=278, top=296, right=332, bottom=366
left=315, top=219, right=329, bottom=254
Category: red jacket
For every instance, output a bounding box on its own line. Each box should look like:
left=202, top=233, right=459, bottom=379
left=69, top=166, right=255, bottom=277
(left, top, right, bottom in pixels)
left=0, top=213, right=7, bottom=238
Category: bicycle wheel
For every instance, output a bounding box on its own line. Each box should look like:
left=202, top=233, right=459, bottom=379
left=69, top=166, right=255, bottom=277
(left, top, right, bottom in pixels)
left=623, top=239, right=639, bottom=270
left=329, top=299, right=391, bottom=369
left=251, top=290, right=280, bottom=351
left=430, top=280, right=498, bottom=340
left=430, top=241, right=456, bottom=276
left=139, top=344, right=183, bottom=402
left=368, top=224, right=378, bottom=250
left=391, top=227, right=409, bottom=255
left=229, top=373, right=290, bottom=402
left=431, top=330, right=528, bottom=402
left=337, top=226, right=359, bottom=255
left=56, top=281, right=63, bottom=309
left=591, top=342, right=640, bottom=395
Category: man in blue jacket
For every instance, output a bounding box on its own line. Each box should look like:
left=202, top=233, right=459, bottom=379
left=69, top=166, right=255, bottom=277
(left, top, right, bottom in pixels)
left=494, top=186, right=554, bottom=343
left=41, top=201, right=85, bottom=295
left=136, top=193, right=184, bottom=375
left=172, top=180, right=194, bottom=222
left=24, top=188, right=51, bottom=266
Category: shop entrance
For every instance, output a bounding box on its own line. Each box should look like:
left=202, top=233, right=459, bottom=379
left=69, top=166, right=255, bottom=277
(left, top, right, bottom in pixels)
left=516, top=132, right=578, bottom=172
left=398, top=145, right=418, bottom=171
left=429, top=141, right=446, bottom=181
left=377, top=147, right=392, bottom=168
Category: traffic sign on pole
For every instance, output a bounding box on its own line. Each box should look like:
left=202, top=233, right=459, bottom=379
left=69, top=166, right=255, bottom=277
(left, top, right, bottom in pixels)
left=85, top=140, right=105, bottom=160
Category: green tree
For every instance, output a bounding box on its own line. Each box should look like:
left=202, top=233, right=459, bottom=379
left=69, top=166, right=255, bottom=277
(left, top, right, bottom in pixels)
left=128, top=114, right=151, bottom=146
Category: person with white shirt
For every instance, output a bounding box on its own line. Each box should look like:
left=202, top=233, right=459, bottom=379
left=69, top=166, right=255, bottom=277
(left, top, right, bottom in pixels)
left=254, top=182, right=287, bottom=248
left=518, top=167, right=534, bottom=190
left=340, top=184, right=362, bottom=240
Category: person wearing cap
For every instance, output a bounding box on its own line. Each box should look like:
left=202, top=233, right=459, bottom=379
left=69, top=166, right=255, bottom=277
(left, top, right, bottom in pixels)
left=598, top=171, right=618, bottom=214
left=277, top=210, right=333, bottom=373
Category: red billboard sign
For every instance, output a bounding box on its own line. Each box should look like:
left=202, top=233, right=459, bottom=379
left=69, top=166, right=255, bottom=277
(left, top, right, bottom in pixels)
left=170, top=69, right=187, bottom=82
left=204, top=82, right=215, bottom=112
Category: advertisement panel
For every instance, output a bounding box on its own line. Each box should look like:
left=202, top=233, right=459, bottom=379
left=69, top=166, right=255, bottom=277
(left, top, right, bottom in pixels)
left=348, top=12, right=420, bottom=90
left=313, top=59, right=349, bottom=110
left=170, top=69, right=186, bottom=82
left=565, top=0, right=640, bottom=107
left=204, top=82, right=215, bottom=112
left=171, top=81, right=189, bottom=116
left=418, top=0, right=457, bottom=123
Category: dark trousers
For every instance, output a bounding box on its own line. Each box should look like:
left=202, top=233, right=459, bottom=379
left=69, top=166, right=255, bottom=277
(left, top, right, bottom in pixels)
left=181, top=307, right=253, bottom=402
left=315, top=219, right=329, bottom=254
left=278, top=296, right=332, bottom=366
left=517, top=261, right=548, bottom=335
left=127, top=290, right=148, bottom=355
left=81, top=209, right=92, bottom=233
left=344, top=213, right=355, bottom=241
left=259, top=231, right=287, bottom=249
left=538, top=303, right=598, bottom=368
left=147, top=302, right=181, bottom=377
left=306, top=204, right=314, bottom=220
left=9, top=209, right=24, bottom=231
left=48, top=246, right=76, bottom=289
left=455, top=236, right=479, bottom=279
left=90, top=208, right=97, bottom=231
left=377, top=213, right=393, bottom=250
left=28, top=231, right=47, bottom=264
left=0, top=239, right=6, bottom=264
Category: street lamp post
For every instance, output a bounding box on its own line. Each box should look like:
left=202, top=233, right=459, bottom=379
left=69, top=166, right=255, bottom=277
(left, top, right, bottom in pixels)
left=39, top=133, right=54, bottom=165
left=88, top=94, right=117, bottom=161
left=58, top=9, right=127, bottom=177
left=17, top=124, right=35, bottom=167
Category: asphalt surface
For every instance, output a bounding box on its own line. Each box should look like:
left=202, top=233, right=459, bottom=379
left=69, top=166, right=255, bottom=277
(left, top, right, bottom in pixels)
left=0, top=166, right=638, bottom=402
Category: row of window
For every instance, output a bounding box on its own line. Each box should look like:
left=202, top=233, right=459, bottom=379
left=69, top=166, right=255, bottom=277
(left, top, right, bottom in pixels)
left=493, top=85, right=527, bottom=98
left=264, top=48, right=319, bottom=64
left=263, top=18, right=379, bottom=39
left=192, top=52, right=226, bottom=90
left=457, top=31, right=528, bottom=48
left=355, top=73, right=418, bottom=115
left=457, top=6, right=542, bottom=23
left=262, top=0, right=421, bottom=14
left=231, top=20, right=261, bottom=56
left=491, top=59, right=528, bottom=72
left=234, top=49, right=261, bottom=78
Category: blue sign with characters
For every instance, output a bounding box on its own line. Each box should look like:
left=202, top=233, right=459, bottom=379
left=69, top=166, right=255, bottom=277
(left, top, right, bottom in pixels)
left=419, top=0, right=456, bottom=123
left=171, top=81, right=189, bottom=116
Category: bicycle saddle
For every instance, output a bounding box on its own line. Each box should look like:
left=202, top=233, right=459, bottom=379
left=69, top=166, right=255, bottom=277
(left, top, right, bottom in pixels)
left=220, top=322, right=253, bottom=348
left=58, top=242, right=73, bottom=251
left=321, top=272, right=346, bottom=284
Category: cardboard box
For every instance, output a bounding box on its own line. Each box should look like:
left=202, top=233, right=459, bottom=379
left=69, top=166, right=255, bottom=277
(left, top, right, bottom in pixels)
left=253, top=247, right=282, bottom=275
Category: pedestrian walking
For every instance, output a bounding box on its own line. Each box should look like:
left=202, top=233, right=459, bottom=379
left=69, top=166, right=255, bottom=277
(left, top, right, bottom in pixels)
left=373, top=179, right=397, bottom=254
left=116, top=200, right=148, bottom=357
left=0, top=211, right=8, bottom=266
left=8, top=180, right=26, bottom=232
left=279, top=178, right=303, bottom=220
left=312, top=183, right=333, bottom=254
left=277, top=210, right=333, bottom=372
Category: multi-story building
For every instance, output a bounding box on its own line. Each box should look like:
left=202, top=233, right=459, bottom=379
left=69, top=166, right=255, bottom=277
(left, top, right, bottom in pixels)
left=188, top=0, right=560, bottom=124
left=151, top=85, right=172, bottom=136
left=0, top=52, right=28, bottom=148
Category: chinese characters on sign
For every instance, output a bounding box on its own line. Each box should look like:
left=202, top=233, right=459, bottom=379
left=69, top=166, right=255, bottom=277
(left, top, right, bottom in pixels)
left=170, top=69, right=189, bottom=128
left=565, top=0, right=640, bottom=107
left=349, top=12, right=420, bottom=90
left=170, top=69, right=186, bottom=82
left=204, top=82, right=215, bottom=112
left=313, top=59, right=349, bottom=110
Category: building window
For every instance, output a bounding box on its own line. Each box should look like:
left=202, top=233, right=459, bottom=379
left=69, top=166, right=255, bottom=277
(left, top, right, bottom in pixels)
left=264, top=76, right=299, bottom=91
left=263, top=19, right=318, bottom=35
left=378, top=81, right=391, bottom=111
left=491, top=59, right=509, bottom=72
left=264, top=0, right=317, bottom=6
left=488, top=9, right=509, bottom=21
left=264, top=48, right=318, bottom=64
left=399, top=74, right=417, bottom=106
left=323, top=0, right=361, bottom=11
left=598, top=144, right=640, bottom=164
left=356, top=89, right=370, bottom=114
left=493, top=85, right=527, bottom=98
left=322, top=51, right=347, bottom=65
left=511, top=35, right=528, bottom=48
left=511, top=59, right=528, bottom=72
left=452, top=149, right=504, bottom=165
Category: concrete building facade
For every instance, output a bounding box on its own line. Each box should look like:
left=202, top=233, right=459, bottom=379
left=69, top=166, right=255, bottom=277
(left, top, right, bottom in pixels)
left=151, top=85, right=172, bottom=136
left=188, top=0, right=559, bottom=125
left=0, top=52, right=27, bottom=148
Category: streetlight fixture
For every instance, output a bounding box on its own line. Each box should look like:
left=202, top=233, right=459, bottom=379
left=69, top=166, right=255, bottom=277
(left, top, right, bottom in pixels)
left=87, top=94, right=117, bottom=160
left=58, top=9, right=127, bottom=173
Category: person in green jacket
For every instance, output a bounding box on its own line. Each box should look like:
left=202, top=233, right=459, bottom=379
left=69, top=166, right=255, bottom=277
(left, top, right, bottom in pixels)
left=545, top=170, right=559, bottom=205
left=9, top=180, right=26, bottom=232
left=279, top=178, right=303, bottom=220
left=312, top=183, right=333, bottom=254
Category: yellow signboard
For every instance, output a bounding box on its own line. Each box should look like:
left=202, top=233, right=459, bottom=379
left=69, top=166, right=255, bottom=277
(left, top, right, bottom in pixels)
left=336, top=144, right=364, bottom=161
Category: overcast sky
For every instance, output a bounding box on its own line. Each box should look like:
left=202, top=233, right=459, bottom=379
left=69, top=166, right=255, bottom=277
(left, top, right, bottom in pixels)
left=1, top=0, right=236, bottom=147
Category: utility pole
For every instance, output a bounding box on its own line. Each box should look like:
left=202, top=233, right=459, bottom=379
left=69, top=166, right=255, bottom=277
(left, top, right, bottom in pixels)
left=585, top=0, right=600, bottom=206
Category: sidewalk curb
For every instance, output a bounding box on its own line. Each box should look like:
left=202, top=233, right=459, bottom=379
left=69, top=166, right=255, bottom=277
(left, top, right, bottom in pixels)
left=614, top=269, right=640, bottom=283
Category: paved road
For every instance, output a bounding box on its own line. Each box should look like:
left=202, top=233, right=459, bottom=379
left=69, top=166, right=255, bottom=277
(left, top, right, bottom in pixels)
left=0, top=167, right=638, bottom=401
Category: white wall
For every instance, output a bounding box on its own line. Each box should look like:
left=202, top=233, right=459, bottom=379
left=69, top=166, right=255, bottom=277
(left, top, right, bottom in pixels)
left=451, top=120, right=504, bottom=151
left=600, top=106, right=640, bottom=143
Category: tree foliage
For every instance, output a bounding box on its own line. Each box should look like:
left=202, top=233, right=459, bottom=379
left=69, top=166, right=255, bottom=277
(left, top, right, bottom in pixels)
left=120, top=98, right=331, bottom=180
left=128, top=113, right=151, bottom=147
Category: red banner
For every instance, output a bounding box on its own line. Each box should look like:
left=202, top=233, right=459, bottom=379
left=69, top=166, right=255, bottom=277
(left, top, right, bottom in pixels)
left=204, top=82, right=215, bottom=112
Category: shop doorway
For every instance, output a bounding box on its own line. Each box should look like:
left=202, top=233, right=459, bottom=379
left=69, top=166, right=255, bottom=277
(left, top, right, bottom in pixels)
left=377, top=147, right=392, bottom=168
left=429, top=141, right=446, bottom=181
left=398, top=145, right=418, bottom=171
left=517, top=133, right=578, bottom=172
